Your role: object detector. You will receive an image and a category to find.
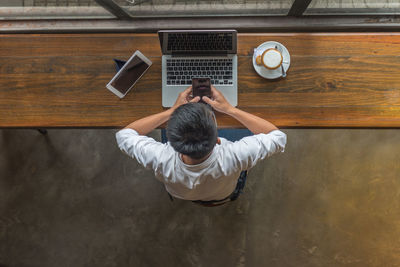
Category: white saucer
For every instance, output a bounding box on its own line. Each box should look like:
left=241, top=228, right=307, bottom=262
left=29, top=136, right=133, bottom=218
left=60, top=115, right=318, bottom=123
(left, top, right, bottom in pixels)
left=253, top=41, right=291, bottom=79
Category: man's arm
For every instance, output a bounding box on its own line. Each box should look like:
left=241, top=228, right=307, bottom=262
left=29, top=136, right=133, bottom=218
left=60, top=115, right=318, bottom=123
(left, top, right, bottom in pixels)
left=202, top=86, right=278, bottom=134
left=124, top=109, right=173, bottom=136
left=203, top=86, right=285, bottom=171
left=124, top=87, right=200, bottom=135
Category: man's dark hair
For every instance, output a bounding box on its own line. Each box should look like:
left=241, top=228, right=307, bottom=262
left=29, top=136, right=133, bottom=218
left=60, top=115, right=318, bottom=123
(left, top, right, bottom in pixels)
left=167, top=102, right=217, bottom=160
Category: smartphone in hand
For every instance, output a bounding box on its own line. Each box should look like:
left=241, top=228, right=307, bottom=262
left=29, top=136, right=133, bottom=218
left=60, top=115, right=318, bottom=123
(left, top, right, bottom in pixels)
left=192, top=77, right=211, bottom=103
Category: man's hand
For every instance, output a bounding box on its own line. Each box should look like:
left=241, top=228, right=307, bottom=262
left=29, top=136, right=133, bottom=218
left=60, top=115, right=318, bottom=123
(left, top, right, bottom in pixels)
left=202, top=85, right=234, bottom=115
left=171, top=86, right=200, bottom=111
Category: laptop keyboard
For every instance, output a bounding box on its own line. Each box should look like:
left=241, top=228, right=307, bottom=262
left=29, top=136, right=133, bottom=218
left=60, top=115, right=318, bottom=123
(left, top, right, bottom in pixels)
left=166, top=58, right=233, bottom=86
left=167, top=33, right=233, bottom=52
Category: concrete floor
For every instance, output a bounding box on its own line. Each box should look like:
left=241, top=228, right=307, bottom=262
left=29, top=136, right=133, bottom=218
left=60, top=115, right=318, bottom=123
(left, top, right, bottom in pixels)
left=0, top=129, right=399, bottom=267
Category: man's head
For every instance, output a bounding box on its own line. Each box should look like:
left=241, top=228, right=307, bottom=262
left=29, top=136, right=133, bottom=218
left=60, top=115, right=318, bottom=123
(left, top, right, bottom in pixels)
left=167, top=102, right=217, bottom=160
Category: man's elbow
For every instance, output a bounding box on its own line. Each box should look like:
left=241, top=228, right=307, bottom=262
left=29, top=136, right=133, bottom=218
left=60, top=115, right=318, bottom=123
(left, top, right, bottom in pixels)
left=277, top=131, right=287, bottom=152
left=270, top=130, right=287, bottom=153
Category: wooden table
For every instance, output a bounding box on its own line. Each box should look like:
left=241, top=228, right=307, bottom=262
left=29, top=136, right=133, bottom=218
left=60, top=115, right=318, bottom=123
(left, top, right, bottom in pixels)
left=1, top=33, right=399, bottom=128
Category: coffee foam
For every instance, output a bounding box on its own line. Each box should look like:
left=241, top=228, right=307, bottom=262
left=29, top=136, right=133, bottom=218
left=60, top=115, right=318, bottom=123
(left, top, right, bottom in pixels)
left=263, top=49, right=282, bottom=69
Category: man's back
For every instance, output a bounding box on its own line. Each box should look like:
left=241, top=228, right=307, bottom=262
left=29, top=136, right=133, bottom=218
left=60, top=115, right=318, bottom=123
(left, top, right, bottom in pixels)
left=116, top=128, right=286, bottom=201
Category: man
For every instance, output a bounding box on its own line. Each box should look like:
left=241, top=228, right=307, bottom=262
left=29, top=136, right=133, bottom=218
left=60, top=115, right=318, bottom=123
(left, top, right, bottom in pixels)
left=116, top=86, right=286, bottom=206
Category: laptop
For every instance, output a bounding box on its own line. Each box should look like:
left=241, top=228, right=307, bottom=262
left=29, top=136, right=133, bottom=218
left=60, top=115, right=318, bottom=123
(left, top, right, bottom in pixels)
left=158, top=30, right=238, bottom=107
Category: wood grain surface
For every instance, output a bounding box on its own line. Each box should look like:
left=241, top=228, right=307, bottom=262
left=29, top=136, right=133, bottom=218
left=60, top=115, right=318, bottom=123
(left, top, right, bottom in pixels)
left=0, top=33, right=399, bottom=128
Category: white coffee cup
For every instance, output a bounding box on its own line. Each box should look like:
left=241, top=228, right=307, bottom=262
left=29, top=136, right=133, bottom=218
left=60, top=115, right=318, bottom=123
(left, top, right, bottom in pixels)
left=256, top=48, right=283, bottom=70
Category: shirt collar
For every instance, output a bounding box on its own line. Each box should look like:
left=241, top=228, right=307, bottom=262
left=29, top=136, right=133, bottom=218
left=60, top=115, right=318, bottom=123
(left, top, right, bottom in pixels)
left=177, top=147, right=217, bottom=170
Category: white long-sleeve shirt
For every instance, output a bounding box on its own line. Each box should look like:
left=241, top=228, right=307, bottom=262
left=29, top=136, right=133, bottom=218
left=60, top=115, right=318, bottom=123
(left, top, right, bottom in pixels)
left=116, top=129, right=286, bottom=201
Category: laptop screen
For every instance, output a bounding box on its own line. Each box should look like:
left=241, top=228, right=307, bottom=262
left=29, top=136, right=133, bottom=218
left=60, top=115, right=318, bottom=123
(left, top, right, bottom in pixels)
left=159, top=30, right=237, bottom=55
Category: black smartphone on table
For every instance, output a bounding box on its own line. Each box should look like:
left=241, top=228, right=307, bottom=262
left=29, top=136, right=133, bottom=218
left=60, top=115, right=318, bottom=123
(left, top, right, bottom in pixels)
left=192, top=77, right=211, bottom=103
